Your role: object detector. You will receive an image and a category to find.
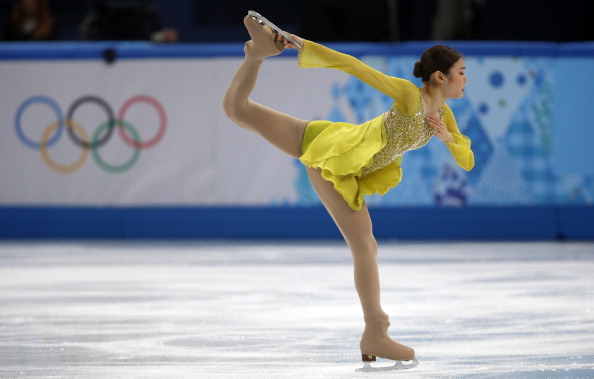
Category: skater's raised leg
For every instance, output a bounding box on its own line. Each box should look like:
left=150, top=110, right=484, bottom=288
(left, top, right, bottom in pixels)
left=223, top=15, right=307, bottom=158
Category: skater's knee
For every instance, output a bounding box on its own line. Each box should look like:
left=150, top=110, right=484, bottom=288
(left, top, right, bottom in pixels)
left=223, top=99, right=259, bottom=135
left=366, top=236, right=378, bottom=257
left=350, top=235, right=378, bottom=260
left=223, top=95, right=248, bottom=124
left=222, top=94, right=239, bottom=121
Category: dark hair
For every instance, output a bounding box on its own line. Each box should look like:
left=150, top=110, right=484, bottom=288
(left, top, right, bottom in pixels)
left=413, top=45, right=462, bottom=83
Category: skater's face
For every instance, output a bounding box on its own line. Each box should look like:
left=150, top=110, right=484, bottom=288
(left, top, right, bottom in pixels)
left=443, top=59, right=467, bottom=99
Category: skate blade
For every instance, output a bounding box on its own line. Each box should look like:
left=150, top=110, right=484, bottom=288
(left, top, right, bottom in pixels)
left=247, top=10, right=302, bottom=49
left=355, top=358, right=419, bottom=372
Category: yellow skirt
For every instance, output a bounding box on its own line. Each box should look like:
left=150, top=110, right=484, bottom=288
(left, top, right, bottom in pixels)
left=299, top=115, right=403, bottom=211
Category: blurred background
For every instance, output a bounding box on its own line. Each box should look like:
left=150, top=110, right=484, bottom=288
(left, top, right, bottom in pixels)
left=1, top=0, right=593, bottom=241
left=1, top=0, right=593, bottom=43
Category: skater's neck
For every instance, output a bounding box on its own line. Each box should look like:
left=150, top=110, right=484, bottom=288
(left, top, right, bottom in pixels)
left=419, top=86, right=446, bottom=116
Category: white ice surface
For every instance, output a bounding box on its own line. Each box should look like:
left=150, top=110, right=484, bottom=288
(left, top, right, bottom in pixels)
left=1, top=241, right=593, bottom=378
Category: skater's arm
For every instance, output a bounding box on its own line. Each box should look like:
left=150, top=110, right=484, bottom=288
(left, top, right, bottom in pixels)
left=295, top=39, right=407, bottom=99
left=442, top=105, right=474, bottom=171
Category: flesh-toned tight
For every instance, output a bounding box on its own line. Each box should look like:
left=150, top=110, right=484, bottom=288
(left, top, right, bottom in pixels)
left=221, top=15, right=414, bottom=361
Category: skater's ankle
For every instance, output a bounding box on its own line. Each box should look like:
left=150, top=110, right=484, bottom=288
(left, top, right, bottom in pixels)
left=364, top=313, right=390, bottom=327
left=245, top=56, right=264, bottom=64
left=243, top=50, right=265, bottom=64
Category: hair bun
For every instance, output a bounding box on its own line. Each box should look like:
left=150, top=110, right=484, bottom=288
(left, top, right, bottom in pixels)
left=413, top=61, right=423, bottom=78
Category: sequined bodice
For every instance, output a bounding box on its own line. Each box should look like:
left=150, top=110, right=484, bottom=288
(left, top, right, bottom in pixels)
left=362, top=99, right=443, bottom=175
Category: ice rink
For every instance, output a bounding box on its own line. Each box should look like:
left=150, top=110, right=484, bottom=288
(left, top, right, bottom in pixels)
left=1, top=241, right=593, bottom=378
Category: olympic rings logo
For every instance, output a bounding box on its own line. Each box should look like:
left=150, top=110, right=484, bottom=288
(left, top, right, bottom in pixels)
left=15, top=95, right=166, bottom=173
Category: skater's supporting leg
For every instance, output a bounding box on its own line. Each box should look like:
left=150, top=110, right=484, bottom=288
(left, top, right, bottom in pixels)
left=306, top=167, right=415, bottom=362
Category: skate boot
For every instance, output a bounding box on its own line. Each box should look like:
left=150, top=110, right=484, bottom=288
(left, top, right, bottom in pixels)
left=357, top=318, right=419, bottom=372
left=243, top=14, right=284, bottom=59
left=247, top=11, right=302, bottom=49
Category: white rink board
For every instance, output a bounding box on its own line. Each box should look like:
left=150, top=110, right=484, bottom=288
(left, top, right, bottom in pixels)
left=0, top=57, right=344, bottom=205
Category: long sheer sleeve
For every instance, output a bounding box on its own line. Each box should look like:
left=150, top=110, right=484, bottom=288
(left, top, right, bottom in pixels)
left=298, top=40, right=412, bottom=100
left=443, top=105, right=474, bottom=171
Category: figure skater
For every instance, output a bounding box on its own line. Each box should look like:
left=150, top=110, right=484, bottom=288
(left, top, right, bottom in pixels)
left=223, top=12, right=474, bottom=371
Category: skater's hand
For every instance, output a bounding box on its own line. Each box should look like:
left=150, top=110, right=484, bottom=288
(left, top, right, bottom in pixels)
left=279, top=34, right=304, bottom=50
left=427, top=115, right=455, bottom=143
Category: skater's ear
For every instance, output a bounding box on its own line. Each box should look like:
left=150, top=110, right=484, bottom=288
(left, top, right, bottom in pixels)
left=432, top=70, right=446, bottom=84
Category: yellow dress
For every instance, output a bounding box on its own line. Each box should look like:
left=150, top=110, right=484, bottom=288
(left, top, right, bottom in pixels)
left=298, top=40, right=475, bottom=210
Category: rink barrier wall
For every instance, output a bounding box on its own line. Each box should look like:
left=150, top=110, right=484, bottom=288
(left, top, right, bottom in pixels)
left=1, top=42, right=593, bottom=241
left=0, top=206, right=592, bottom=241
left=2, top=41, right=594, bottom=60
